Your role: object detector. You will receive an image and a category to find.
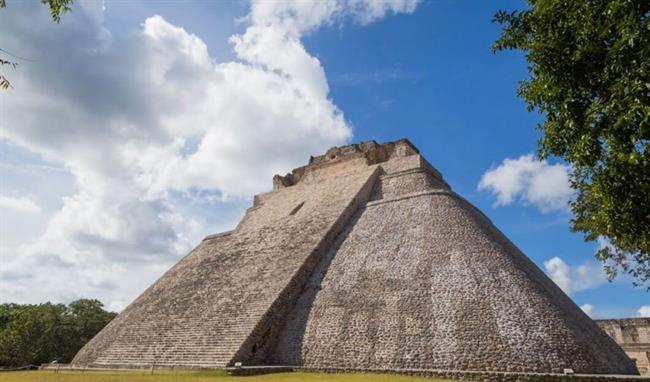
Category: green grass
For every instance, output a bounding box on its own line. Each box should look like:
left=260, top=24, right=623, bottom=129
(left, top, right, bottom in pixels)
left=0, top=370, right=450, bottom=382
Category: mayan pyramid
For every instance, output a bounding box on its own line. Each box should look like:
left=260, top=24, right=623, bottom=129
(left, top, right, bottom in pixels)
left=73, top=139, right=637, bottom=375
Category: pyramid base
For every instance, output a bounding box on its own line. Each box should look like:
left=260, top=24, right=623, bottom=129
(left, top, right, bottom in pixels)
left=297, top=367, right=648, bottom=382
left=41, top=363, right=649, bottom=381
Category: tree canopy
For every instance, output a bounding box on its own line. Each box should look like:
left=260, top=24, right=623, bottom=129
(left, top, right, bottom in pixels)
left=0, top=299, right=116, bottom=367
left=493, top=0, right=649, bottom=288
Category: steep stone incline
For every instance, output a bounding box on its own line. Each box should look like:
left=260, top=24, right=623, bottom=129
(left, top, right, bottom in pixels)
left=271, top=170, right=636, bottom=374
left=72, top=139, right=636, bottom=375
left=72, top=164, right=380, bottom=368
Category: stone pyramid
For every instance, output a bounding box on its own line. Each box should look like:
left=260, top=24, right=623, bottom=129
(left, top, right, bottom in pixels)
left=72, top=139, right=637, bottom=375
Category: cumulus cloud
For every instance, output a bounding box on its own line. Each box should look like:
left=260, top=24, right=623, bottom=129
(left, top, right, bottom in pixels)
left=639, top=306, right=650, bottom=317
left=0, top=195, right=41, bottom=214
left=247, top=0, right=418, bottom=31
left=543, top=256, right=607, bottom=295
left=0, top=1, right=419, bottom=309
left=580, top=303, right=595, bottom=317
left=478, top=154, right=573, bottom=213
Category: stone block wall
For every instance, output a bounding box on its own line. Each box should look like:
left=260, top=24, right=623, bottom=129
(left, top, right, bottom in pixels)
left=597, top=319, right=650, bottom=375
left=73, top=139, right=638, bottom=375
left=270, top=165, right=635, bottom=373
left=73, top=160, right=381, bottom=368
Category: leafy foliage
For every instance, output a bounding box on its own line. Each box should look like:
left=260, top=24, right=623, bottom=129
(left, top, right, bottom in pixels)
left=493, top=0, right=650, bottom=288
left=41, top=0, right=73, bottom=23
left=0, top=299, right=116, bottom=367
left=0, top=0, right=73, bottom=89
left=0, top=0, right=72, bottom=22
left=0, top=58, right=16, bottom=89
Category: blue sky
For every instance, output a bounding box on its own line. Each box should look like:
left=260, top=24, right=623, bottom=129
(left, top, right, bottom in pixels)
left=303, top=1, right=648, bottom=318
left=0, top=0, right=646, bottom=317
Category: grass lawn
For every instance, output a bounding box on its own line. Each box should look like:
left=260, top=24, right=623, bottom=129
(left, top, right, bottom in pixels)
left=0, top=370, right=449, bottom=382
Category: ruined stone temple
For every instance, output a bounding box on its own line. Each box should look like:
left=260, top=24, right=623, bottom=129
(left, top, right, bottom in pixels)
left=73, top=139, right=638, bottom=375
left=597, top=318, right=650, bottom=376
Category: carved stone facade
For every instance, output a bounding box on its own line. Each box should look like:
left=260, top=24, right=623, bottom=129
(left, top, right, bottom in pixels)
left=73, top=139, right=638, bottom=375
left=596, top=319, right=650, bottom=376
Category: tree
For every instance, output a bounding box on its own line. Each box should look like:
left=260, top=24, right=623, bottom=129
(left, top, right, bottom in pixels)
left=0, top=299, right=116, bottom=367
left=67, top=299, right=117, bottom=357
left=493, top=0, right=649, bottom=288
left=0, top=0, right=73, bottom=89
left=0, top=58, right=16, bottom=89
left=0, top=0, right=72, bottom=21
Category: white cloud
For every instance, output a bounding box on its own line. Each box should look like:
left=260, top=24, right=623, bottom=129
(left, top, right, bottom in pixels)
left=247, top=0, right=418, bottom=32
left=639, top=306, right=650, bottom=317
left=0, top=1, right=419, bottom=310
left=478, top=154, right=573, bottom=213
left=543, top=256, right=607, bottom=295
left=580, top=303, right=595, bottom=317
left=0, top=195, right=41, bottom=213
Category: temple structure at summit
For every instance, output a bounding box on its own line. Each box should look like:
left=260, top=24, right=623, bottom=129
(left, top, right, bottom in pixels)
left=73, top=139, right=638, bottom=376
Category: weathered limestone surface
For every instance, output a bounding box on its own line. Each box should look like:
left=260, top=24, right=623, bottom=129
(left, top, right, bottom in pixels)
left=72, top=153, right=381, bottom=368
left=73, top=139, right=637, bottom=375
left=597, top=319, right=650, bottom=375
left=270, top=162, right=633, bottom=374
